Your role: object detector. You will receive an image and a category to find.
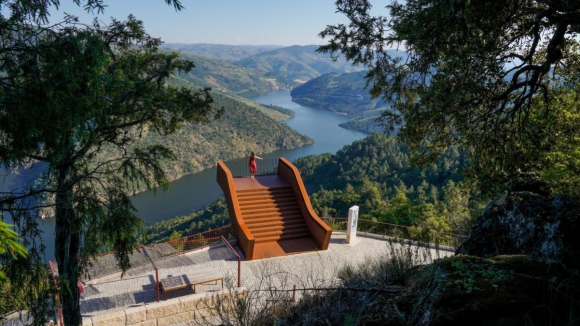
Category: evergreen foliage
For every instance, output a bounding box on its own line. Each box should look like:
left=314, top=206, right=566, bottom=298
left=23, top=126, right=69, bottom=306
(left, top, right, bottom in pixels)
left=144, top=197, right=230, bottom=243
left=0, top=1, right=215, bottom=324
left=294, top=134, right=487, bottom=234
left=319, top=0, right=580, bottom=195
left=146, top=134, right=487, bottom=241
left=0, top=220, right=27, bottom=281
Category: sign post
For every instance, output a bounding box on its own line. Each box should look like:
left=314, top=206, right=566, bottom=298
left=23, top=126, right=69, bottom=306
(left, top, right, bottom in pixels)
left=346, top=205, right=359, bottom=245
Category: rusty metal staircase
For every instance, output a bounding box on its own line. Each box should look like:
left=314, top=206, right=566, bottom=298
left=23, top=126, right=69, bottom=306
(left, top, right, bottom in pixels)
left=237, top=186, right=311, bottom=244
left=217, top=158, right=332, bottom=260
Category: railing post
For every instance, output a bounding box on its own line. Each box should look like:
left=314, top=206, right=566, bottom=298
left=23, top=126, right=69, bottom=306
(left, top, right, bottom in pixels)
left=221, top=157, right=279, bottom=177
left=292, top=284, right=296, bottom=302
left=237, top=256, right=241, bottom=288
left=156, top=268, right=160, bottom=303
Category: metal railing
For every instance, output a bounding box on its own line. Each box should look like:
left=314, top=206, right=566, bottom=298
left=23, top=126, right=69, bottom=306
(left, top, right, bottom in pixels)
left=321, top=217, right=467, bottom=249
left=166, top=225, right=233, bottom=255
left=48, top=226, right=234, bottom=298
left=221, top=157, right=279, bottom=178
left=221, top=235, right=241, bottom=288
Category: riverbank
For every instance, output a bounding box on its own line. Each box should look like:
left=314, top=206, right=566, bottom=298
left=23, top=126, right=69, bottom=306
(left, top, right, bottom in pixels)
left=5, top=90, right=366, bottom=261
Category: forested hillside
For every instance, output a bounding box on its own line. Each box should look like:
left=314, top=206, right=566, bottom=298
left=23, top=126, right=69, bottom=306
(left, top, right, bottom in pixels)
left=135, top=88, right=312, bottom=182
left=145, top=198, right=230, bottom=243
left=290, top=71, right=387, bottom=133
left=235, top=45, right=364, bottom=83
left=174, top=53, right=296, bottom=97
left=163, top=43, right=283, bottom=61
left=146, top=133, right=486, bottom=242
left=290, top=71, right=379, bottom=114
left=294, top=133, right=488, bottom=234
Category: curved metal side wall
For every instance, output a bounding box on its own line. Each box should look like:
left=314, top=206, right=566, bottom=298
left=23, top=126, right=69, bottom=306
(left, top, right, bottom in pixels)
left=216, top=161, right=255, bottom=260
left=277, top=158, right=332, bottom=250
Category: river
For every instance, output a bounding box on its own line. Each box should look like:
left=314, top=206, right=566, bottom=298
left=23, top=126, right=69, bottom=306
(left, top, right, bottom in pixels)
left=4, top=90, right=367, bottom=260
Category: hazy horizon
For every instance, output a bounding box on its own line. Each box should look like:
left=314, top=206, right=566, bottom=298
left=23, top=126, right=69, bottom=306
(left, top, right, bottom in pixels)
left=48, top=0, right=388, bottom=46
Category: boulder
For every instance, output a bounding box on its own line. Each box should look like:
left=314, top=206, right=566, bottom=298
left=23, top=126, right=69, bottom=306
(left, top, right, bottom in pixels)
left=401, top=255, right=579, bottom=325
left=457, top=191, right=580, bottom=270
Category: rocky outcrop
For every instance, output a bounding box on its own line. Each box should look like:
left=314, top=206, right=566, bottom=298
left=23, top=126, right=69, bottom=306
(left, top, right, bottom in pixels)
left=457, top=191, right=580, bottom=270
left=401, top=255, right=579, bottom=325
left=279, top=172, right=580, bottom=325
left=409, top=171, right=580, bottom=324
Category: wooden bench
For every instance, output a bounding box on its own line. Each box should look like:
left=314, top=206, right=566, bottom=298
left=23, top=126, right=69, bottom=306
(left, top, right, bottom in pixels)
left=159, top=267, right=224, bottom=300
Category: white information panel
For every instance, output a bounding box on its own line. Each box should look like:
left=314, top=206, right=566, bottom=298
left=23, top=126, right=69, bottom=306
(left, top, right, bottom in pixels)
left=346, top=205, right=359, bottom=244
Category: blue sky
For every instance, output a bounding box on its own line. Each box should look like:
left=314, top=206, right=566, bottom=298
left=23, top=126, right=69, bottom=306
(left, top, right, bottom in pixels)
left=48, top=0, right=387, bottom=46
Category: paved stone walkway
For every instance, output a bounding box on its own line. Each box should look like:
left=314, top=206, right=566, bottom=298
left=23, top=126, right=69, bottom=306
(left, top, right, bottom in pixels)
left=0, top=233, right=454, bottom=326
left=77, top=233, right=453, bottom=319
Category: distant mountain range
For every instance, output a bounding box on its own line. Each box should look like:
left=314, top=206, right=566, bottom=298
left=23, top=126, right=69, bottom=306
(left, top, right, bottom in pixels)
left=173, top=53, right=296, bottom=98
left=161, top=43, right=371, bottom=96
left=235, top=45, right=365, bottom=83
left=159, top=43, right=407, bottom=134
left=163, top=43, right=283, bottom=61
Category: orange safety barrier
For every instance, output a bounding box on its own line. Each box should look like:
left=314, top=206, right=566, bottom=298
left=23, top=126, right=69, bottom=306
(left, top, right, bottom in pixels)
left=217, top=161, right=256, bottom=260
left=277, top=158, right=332, bottom=250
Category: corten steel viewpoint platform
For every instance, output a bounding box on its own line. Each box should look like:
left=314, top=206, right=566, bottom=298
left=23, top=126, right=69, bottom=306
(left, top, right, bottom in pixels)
left=217, top=158, right=332, bottom=260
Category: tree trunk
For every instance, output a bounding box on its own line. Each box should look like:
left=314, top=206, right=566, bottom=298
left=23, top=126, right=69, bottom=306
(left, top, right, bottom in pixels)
left=54, top=162, right=82, bottom=326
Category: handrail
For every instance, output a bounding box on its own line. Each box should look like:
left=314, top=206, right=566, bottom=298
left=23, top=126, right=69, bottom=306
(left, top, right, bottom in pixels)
left=216, top=161, right=255, bottom=260
left=324, top=217, right=468, bottom=239
left=221, top=157, right=279, bottom=178
left=167, top=225, right=232, bottom=245
left=221, top=236, right=241, bottom=288
left=322, top=217, right=467, bottom=248
left=277, top=158, right=332, bottom=250
left=166, top=225, right=232, bottom=255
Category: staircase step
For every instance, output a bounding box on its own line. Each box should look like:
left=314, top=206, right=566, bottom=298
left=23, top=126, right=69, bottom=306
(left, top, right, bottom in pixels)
left=236, top=186, right=292, bottom=194
left=237, top=193, right=295, bottom=203
left=242, top=214, right=303, bottom=223
left=245, top=216, right=304, bottom=226
left=246, top=222, right=308, bottom=234
left=249, top=227, right=309, bottom=237
left=254, top=230, right=311, bottom=240
left=236, top=189, right=293, bottom=197
left=237, top=189, right=293, bottom=195
left=239, top=202, right=298, bottom=212
left=238, top=196, right=297, bottom=204
left=240, top=206, right=302, bottom=216
left=233, top=183, right=314, bottom=246
left=254, top=232, right=312, bottom=244
left=238, top=197, right=297, bottom=207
